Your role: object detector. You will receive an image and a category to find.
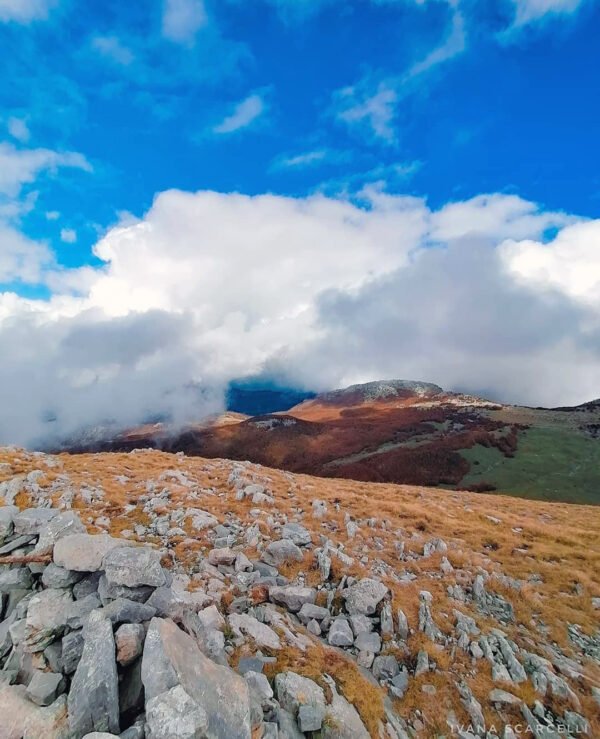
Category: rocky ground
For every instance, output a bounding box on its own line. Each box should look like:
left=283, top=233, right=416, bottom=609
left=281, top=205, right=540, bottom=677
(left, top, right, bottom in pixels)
left=0, top=446, right=599, bottom=738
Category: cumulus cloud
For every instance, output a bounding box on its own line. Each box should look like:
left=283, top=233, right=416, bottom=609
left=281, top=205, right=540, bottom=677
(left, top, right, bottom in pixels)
left=510, top=0, right=587, bottom=26
left=213, top=94, right=266, bottom=135
left=7, top=117, right=30, bottom=143
left=60, top=227, right=77, bottom=244
left=0, top=188, right=598, bottom=446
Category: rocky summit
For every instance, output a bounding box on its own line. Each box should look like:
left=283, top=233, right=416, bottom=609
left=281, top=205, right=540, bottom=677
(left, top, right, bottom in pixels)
left=0, top=446, right=598, bottom=738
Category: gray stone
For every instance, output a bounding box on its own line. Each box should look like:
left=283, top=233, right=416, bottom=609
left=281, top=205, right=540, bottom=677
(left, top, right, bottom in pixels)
left=328, top=618, right=354, bottom=647
left=141, top=617, right=251, bottom=738
left=298, top=703, right=325, bottom=732
left=228, top=613, right=281, bottom=650
left=281, top=523, right=312, bottom=546
left=0, top=535, right=36, bottom=555
left=62, top=630, right=84, bottom=674
left=103, top=597, right=156, bottom=625
left=54, top=534, right=129, bottom=572
left=0, top=684, right=70, bottom=739
left=66, top=593, right=102, bottom=630
left=343, top=578, right=388, bottom=615
left=119, top=657, right=144, bottom=724
left=73, top=573, right=102, bottom=600
left=245, top=670, right=273, bottom=702
left=298, top=603, right=330, bottom=623
left=145, top=684, right=209, bottom=739
left=0, top=505, right=18, bottom=544
left=489, top=688, right=521, bottom=705
left=274, top=671, right=326, bottom=718
left=42, top=563, right=83, bottom=589
left=115, top=623, right=145, bottom=666
left=0, top=567, right=33, bottom=593
left=24, top=588, right=73, bottom=652
left=103, top=547, right=165, bottom=588
left=25, top=670, right=66, bottom=706
left=68, top=610, right=120, bottom=736
left=261, top=539, right=303, bottom=567
left=97, top=574, right=153, bottom=605
left=372, top=655, right=400, bottom=681
left=33, top=511, right=86, bottom=556
left=208, top=547, right=237, bottom=566
left=13, top=508, right=58, bottom=536
left=269, top=586, right=316, bottom=613
left=354, top=631, right=381, bottom=653
left=145, top=586, right=211, bottom=622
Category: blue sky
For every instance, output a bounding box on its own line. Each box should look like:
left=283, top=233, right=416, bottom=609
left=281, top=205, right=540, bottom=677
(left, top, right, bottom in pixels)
left=1, top=0, right=600, bottom=443
left=2, top=0, right=599, bottom=272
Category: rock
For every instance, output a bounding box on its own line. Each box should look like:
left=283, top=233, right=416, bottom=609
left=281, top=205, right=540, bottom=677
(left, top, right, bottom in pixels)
left=261, top=539, right=303, bottom=567
left=281, top=523, right=312, bottom=546
left=73, top=573, right=102, bottom=600
left=298, top=603, right=330, bottom=623
left=298, top=702, right=325, bottom=732
left=141, top=617, right=251, bottom=738
left=269, top=585, right=316, bottom=613
left=0, top=505, right=18, bottom=543
left=349, top=614, right=373, bottom=636
left=61, top=630, right=84, bottom=674
left=25, top=670, right=66, bottom=706
left=119, top=657, right=144, bottom=725
left=65, top=593, right=102, bottom=630
left=33, top=511, right=86, bottom=556
left=197, top=605, right=225, bottom=631
left=41, top=563, right=83, bottom=589
left=0, top=683, right=69, bottom=739
left=415, top=650, right=429, bottom=677
left=103, top=547, right=166, bottom=588
left=343, top=578, right=388, bottom=615
left=68, top=610, right=120, bottom=737
left=489, top=688, right=520, bottom=705
left=228, top=614, right=281, bottom=650
left=245, top=671, right=273, bottom=703
left=372, top=655, right=400, bottom=681
left=380, top=602, right=394, bottom=635
left=54, top=534, right=129, bottom=572
left=24, top=589, right=73, bottom=652
left=0, top=534, right=36, bottom=555
left=145, top=586, right=211, bottom=622
left=235, top=552, right=253, bottom=572
left=321, top=676, right=369, bottom=738
left=13, top=508, right=58, bottom=536
left=115, top=623, right=145, bottom=666
left=103, top=597, right=157, bottom=625
left=328, top=618, right=354, bottom=647
left=97, top=575, right=153, bottom=605
left=0, top=567, right=33, bottom=593
left=145, top=684, right=209, bottom=739
left=208, top=547, right=237, bottom=566
left=354, top=631, right=381, bottom=653
left=274, top=671, right=326, bottom=718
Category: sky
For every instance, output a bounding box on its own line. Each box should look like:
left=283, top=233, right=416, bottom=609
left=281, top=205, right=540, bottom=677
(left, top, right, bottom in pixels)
left=1, top=0, right=599, bottom=445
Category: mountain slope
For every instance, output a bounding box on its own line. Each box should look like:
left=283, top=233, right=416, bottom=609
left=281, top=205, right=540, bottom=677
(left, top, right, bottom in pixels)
left=63, top=379, right=600, bottom=504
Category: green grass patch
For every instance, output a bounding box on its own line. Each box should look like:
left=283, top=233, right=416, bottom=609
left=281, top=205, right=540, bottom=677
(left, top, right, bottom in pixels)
left=458, top=426, right=600, bottom=504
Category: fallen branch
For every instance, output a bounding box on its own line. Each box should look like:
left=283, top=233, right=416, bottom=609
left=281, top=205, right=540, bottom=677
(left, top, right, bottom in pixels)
left=0, top=554, right=52, bottom=565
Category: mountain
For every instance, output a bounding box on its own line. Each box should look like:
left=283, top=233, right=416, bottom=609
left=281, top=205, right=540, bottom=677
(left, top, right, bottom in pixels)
left=59, top=379, right=600, bottom=505
left=0, top=445, right=598, bottom=737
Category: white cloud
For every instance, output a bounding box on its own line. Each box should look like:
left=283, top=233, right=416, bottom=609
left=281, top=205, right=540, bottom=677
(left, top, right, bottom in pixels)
left=92, top=35, right=135, bottom=66
left=0, top=224, right=54, bottom=285
left=510, top=0, right=587, bottom=26
left=162, top=0, right=208, bottom=45
left=7, top=117, right=30, bottom=143
left=46, top=210, right=60, bottom=221
left=0, top=188, right=599, bottom=446
left=408, top=3, right=466, bottom=78
left=334, top=82, right=398, bottom=144
left=60, top=228, right=77, bottom=244
left=213, top=94, right=266, bottom=135
left=0, top=0, right=56, bottom=23
left=0, top=142, right=91, bottom=198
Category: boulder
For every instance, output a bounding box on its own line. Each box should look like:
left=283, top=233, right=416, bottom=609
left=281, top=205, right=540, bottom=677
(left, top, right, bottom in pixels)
left=13, top=508, right=58, bottom=536
left=269, top=586, right=316, bottom=613
left=115, top=623, right=145, bottom=667
left=25, top=670, right=66, bottom=706
left=41, top=564, right=83, bottom=590
left=102, top=597, right=157, bottom=625
left=0, top=684, right=69, bottom=739
left=61, top=630, right=84, bottom=674
left=0, top=505, right=18, bottom=544
left=33, top=511, right=86, bottom=556
left=145, top=684, right=209, bottom=739
left=274, top=671, right=326, bottom=718
left=354, top=631, right=381, bottom=653
left=0, top=568, right=33, bottom=593
left=261, top=539, right=303, bottom=567
left=68, top=610, right=120, bottom=736
left=102, top=547, right=166, bottom=588
left=208, top=547, right=237, bottom=566
left=24, top=589, right=73, bottom=652
left=328, top=618, right=354, bottom=647
left=54, top=534, right=129, bottom=572
left=141, top=617, right=251, bottom=738
left=281, top=523, right=312, bottom=546
left=342, top=578, right=388, bottom=615
left=228, top=614, right=281, bottom=650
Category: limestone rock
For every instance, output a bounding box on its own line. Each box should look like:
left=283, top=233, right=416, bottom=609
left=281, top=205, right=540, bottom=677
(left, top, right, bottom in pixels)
left=103, top=547, right=166, bottom=588
left=145, top=684, right=209, bottom=739
left=343, top=578, right=388, bottom=615
left=54, top=534, right=129, bottom=572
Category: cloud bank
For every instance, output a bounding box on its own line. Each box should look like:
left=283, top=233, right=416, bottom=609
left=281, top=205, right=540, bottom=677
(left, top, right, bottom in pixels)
left=1, top=187, right=599, bottom=446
